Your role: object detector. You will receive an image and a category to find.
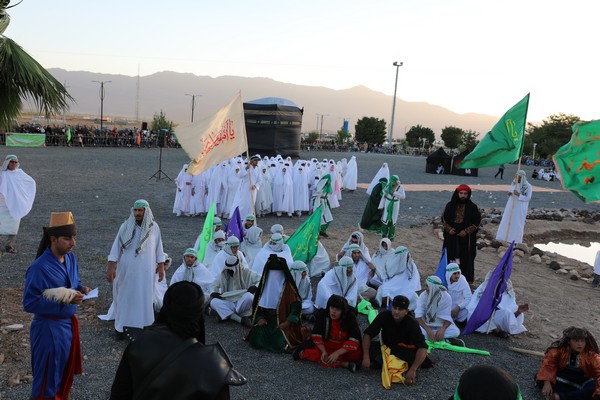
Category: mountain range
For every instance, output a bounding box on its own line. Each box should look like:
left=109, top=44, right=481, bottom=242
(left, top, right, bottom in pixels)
left=30, top=68, right=500, bottom=139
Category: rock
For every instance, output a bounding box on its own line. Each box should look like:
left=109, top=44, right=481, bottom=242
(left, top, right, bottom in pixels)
left=514, top=249, right=525, bottom=257
left=529, top=254, right=542, bottom=263
left=556, top=268, right=568, bottom=274
left=549, top=261, right=561, bottom=271
left=583, top=218, right=595, bottom=224
left=4, top=324, right=24, bottom=331
left=570, top=270, right=580, bottom=280
left=22, top=374, right=33, bottom=383
left=490, top=240, right=503, bottom=249
left=516, top=243, right=529, bottom=254
left=542, top=255, right=551, bottom=261
left=550, top=333, right=559, bottom=339
left=8, top=372, right=20, bottom=387
left=581, top=271, right=593, bottom=279
left=437, top=231, right=444, bottom=241
left=498, top=250, right=506, bottom=258
left=513, top=256, right=522, bottom=264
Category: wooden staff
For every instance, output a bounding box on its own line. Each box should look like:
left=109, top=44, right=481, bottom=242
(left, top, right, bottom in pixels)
left=509, top=347, right=545, bottom=357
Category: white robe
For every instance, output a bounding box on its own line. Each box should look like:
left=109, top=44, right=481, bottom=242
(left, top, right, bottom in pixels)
left=307, top=242, right=331, bottom=277
left=496, top=182, right=532, bottom=243
left=378, top=184, right=406, bottom=224
left=315, top=267, right=358, bottom=309
left=466, top=288, right=526, bottom=335
left=170, top=262, right=215, bottom=296
left=255, top=169, right=273, bottom=215
left=342, top=156, right=358, bottom=190
left=293, top=166, right=310, bottom=212
left=106, top=223, right=165, bottom=332
left=209, top=249, right=250, bottom=277
left=0, top=167, right=36, bottom=235
left=272, top=168, right=294, bottom=214
left=251, top=243, right=294, bottom=275
left=229, top=164, right=262, bottom=220
left=415, top=291, right=460, bottom=338
left=446, top=275, right=472, bottom=322
left=241, top=226, right=263, bottom=267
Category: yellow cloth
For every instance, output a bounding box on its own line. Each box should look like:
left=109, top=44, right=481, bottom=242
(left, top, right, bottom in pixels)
left=381, top=344, right=408, bottom=389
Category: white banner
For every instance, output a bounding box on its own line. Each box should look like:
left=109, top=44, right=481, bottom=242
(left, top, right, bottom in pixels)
left=176, top=93, right=248, bottom=175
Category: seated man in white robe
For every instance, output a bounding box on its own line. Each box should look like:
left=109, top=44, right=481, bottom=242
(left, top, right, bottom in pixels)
left=374, top=245, right=421, bottom=311
left=251, top=233, right=293, bottom=275
left=202, top=230, right=226, bottom=271
left=241, top=224, right=263, bottom=268
left=290, top=260, right=314, bottom=318
left=209, top=255, right=260, bottom=327
left=193, top=217, right=224, bottom=250
left=270, top=223, right=289, bottom=241
left=370, top=238, right=394, bottom=288
left=315, top=256, right=358, bottom=309
left=170, top=248, right=214, bottom=297
left=346, top=244, right=377, bottom=303
left=336, top=231, right=371, bottom=262
left=209, top=235, right=249, bottom=277
left=466, top=271, right=528, bottom=338
left=445, top=263, right=472, bottom=324
left=415, top=276, right=461, bottom=343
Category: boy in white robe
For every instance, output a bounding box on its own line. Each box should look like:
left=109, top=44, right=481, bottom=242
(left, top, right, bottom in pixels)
left=201, top=230, right=225, bottom=270
left=444, top=263, right=471, bottom=323
left=241, top=224, right=263, bottom=268
left=374, top=245, right=421, bottom=310
left=170, top=248, right=214, bottom=296
left=337, top=231, right=371, bottom=262
left=251, top=233, right=293, bottom=275
left=210, top=235, right=249, bottom=277
left=290, top=260, right=314, bottom=317
left=415, top=276, right=460, bottom=342
left=315, top=256, right=358, bottom=309
left=495, top=170, right=533, bottom=244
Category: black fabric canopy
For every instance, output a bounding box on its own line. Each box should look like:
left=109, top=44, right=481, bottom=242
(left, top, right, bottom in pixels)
left=425, top=148, right=452, bottom=174
left=451, top=150, right=479, bottom=177
left=244, top=98, right=303, bottom=158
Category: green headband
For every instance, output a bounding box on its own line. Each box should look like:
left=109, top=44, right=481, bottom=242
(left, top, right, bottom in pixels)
left=133, top=199, right=149, bottom=208
left=447, top=266, right=460, bottom=273
left=426, top=276, right=443, bottom=286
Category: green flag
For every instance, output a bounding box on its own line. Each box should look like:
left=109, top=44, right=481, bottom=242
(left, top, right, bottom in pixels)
left=426, top=340, right=490, bottom=356
left=66, top=127, right=71, bottom=142
left=553, top=119, right=600, bottom=203
left=285, top=205, right=323, bottom=263
left=196, top=202, right=215, bottom=262
left=459, top=93, right=530, bottom=169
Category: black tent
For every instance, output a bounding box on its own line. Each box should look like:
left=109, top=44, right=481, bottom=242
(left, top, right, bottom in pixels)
left=243, top=97, right=303, bottom=158
left=425, top=148, right=452, bottom=174
left=451, top=150, right=479, bottom=177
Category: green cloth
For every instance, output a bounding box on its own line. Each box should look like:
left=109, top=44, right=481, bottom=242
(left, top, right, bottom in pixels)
left=359, top=178, right=387, bottom=231
left=357, top=299, right=378, bottom=324
left=195, top=203, right=215, bottom=262
left=425, top=339, right=490, bottom=356
left=249, top=301, right=302, bottom=353
left=285, top=205, right=322, bottom=263
left=459, top=93, right=530, bottom=169
left=553, top=119, right=600, bottom=203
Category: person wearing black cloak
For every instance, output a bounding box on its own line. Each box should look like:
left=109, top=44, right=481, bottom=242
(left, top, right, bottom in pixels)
left=441, top=184, right=481, bottom=284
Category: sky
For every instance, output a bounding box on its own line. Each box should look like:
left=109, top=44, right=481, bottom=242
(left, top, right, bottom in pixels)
left=6, top=0, right=600, bottom=122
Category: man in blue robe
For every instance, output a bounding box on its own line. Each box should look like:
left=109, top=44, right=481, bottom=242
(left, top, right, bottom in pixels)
left=23, top=212, right=90, bottom=399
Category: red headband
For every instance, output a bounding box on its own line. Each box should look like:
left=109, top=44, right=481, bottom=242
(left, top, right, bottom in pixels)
left=456, top=184, right=471, bottom=193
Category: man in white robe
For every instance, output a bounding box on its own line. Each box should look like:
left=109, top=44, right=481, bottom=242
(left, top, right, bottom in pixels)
left=251, top=233, right=293, bottom=275
left=172, top=164, right=187, bottom=216
left=444, top=263, right=472, bottom=323
left=201, top=230, right=226, bottom=270
left=0, top=155, right=36, bottom=255
left=337, top=231, right=372, bottom=262
left=374, top=245, right=421, bottom=310
left=466, top=272, right=528, bottom=337
left=347, top=244, right=377, bottom=302
left=415, top=276, right=460, bottom=342
left=209, top=255, right=260, bottom=327
left=495, top=170, right=533, bottom=244
left=342, top=155, right=358, bottom=191
left=378, top=175, right=406, bottom=241
left=106, top=199, right=166, bottom=333
left=370, top=238, right=394, bottom=288
left=209, top=235, right=249, bottom=277
left=170, top=248, right=214, bottom=296
left=290, top=260, right=314, bottom=317
left=229, top=155, right=263, bottom=220
left=241, top=223, right=263, bottom=268
left=315, top=256, right=358, bottom=309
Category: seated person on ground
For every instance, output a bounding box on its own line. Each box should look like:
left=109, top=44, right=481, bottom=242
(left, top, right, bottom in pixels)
left=315, top=256, right=358, bottom=309
left=293, top=294, right=362, bottom=372
left=374, top=245, right=421, bottom=311
left=169, top=248, right=214, bottom=296
left=536, top=326, right=600, bottom=400
left=337, top=231, right=371, bottom=262
left=290, top=260, right=315, bottom=318
left=415, top=276, right=461, bottom=343
left=445, top=263, right=472, bottom=324
left=449, top=364, right=521, bottom=400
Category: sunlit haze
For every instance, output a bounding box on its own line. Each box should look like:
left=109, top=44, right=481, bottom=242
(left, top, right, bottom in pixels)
left=7, top=0, right=600, bottom=123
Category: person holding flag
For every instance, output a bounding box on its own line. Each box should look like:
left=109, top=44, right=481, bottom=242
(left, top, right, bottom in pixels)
left=495, top=170, right=533, bottom=244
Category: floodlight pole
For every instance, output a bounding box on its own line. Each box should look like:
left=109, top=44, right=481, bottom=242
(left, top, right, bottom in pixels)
left=389, top=61, right=403, bottom=147
left=92, top=80, right=111, bottom=134
left=185, top=94, right=202, bottom=123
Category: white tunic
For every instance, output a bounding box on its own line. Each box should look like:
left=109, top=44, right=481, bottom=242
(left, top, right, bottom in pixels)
left=495, top=182, right=532, bottom=243
left=107, top=223, right=165, bottom=332
left=315, top=267, right=358, bottom=309
left=170, top=262, right=215, bottom=296
left=342, top=156, right=358, bottom=190
left=251, top=243, right=294, bottom=275
left=378, top=184, right=406, bottom=224
left=466, top=288, right=526, bottom=335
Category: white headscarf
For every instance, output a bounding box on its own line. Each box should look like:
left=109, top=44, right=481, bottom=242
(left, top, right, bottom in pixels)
left=290, top=260, right=310, bottom=300
left=334, top=256, right=357, bottom=297
left=424, top=276, right=446, bottom=324
left=366, top=162, right=390, bottom=195
left=445, top=262, right=462, bottom=289
left=267, top=233, right=284, bottom=252
left=118, top=199, right=155, bottom=255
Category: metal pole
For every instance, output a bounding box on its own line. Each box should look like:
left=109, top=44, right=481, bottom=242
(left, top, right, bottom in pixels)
left=389, top=61, right=403, bottom=146
left=185, top=94, right=202, bottom=123
left=320, top=114, right=324, bottom=141
left=100, top=82, right=104, bottom=134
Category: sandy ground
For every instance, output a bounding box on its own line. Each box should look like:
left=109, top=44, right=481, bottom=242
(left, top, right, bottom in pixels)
left=0, top=148, right=599, bottom=399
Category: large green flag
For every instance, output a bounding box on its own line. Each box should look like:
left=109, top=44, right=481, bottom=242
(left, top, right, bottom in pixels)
left=285, top=205, right=323, bottom=263
left=195, top=202, right=215, bottom=262
left=459, top=93, right=530, bottom=169
left=553, top=119, right=600, bottom=203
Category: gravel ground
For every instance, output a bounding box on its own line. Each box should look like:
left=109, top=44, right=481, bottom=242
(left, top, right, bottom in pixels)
left=1, top=147, right=599, bottom=400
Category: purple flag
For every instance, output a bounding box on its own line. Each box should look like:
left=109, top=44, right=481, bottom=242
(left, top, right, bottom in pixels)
left=434, top=247, right=448, bottom=287
left=463, top=242, right=514, bottom=335
left=225, top=206, right=244, bottom=243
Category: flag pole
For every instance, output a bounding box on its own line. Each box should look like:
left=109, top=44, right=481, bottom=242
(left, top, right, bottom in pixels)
left=246, top=148, right=257, bottom=219
left=503, top=94, right=530, bottom=242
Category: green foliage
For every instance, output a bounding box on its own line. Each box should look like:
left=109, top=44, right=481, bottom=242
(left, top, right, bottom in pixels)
left=354, top=117, right=386, bottom=145
left=151, top=110, right=173, bottom=132
left=525, top=113, right=580, bottom=158
left=441, top=126, right=464, bottom=150
left=460, top=130, right=480, bottom=152
left=335, top=127, right=351, bottom=145
left=303, top=131, right=320, bottom=144
left=0, top=37, right=74, bottom=130
left=405, top=125, right=435, bottom=148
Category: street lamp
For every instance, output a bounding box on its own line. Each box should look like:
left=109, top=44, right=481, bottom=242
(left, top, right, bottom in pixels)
left=185, top=94, right=202, bottom=123
left=92, top=80, right=112, bottom=134
left=316, top=113, right=329, bottom=141
left=389, top=61, right=403, bottom=147
left=532, top=143, right=537, bottom=165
